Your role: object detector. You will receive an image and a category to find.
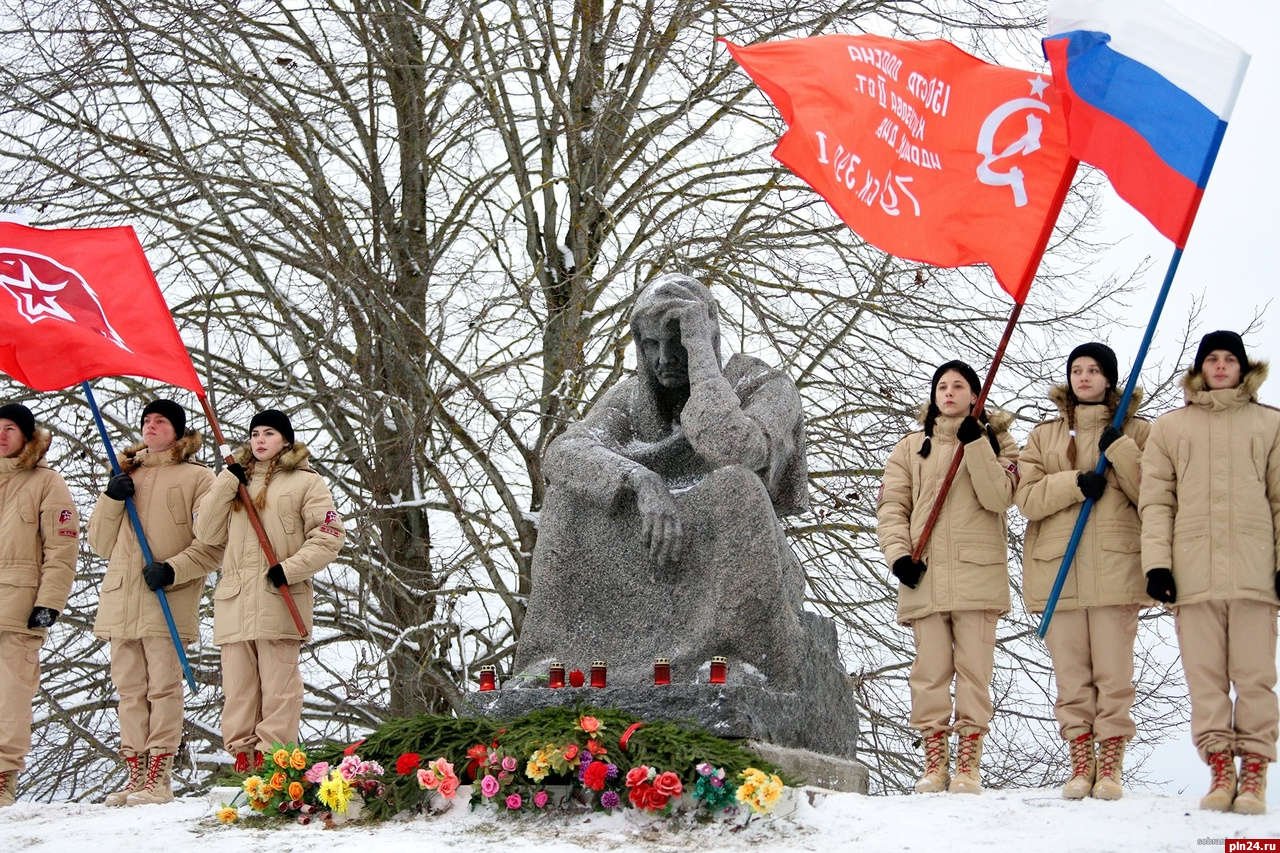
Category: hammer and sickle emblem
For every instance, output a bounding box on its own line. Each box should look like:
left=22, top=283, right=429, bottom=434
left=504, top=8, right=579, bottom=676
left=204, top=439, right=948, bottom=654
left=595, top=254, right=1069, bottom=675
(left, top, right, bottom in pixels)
left=976, top=98, right=1050, bottom=208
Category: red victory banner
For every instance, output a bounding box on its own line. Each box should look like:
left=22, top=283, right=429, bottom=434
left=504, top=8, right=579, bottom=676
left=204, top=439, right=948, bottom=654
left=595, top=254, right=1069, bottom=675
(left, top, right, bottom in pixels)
left=0, top=222, right=204, bottom=393
left=723, top=34, right=1076, bottom=303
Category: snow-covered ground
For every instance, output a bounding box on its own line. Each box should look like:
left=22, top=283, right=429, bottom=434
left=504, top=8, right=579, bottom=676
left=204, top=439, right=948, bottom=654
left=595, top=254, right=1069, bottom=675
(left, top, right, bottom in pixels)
left=3, top=786, right=1277, bottom=852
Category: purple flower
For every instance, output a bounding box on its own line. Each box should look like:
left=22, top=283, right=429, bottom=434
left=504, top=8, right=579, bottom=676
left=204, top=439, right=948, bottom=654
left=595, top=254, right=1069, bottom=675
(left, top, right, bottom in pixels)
left=711, top=776, right=723, bottom=787
left=505, top=793, right=523, bottom=810
left=600, top=791, right=620, bottom=810
left=480, top=774, right=500, bottom=798
left=605, top=763, right=619, bottom=779
left=533, top=790, right=549, bottom=808
left=501, top=756, right=518, bottom=773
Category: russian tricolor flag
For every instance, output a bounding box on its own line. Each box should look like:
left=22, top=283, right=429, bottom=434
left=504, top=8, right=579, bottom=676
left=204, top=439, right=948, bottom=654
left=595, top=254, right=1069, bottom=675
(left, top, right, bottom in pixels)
left=1043, top=0, right=1249, bottom=247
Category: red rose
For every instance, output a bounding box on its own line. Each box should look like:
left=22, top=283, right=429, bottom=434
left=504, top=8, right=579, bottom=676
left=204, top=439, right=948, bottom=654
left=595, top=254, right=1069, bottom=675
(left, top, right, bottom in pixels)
left=652, top=771, right=682, bottom=798
left=586, top=739, right=608, bottom=756
left=396, top=753, right=421, bottom=775
left=467, top=743, right=489, bottom=761
left=642, top=787, right=669, bottom=812
left=624, top=766, right=650, bottom=788
left=582, top=761, right=609, bottom=791
left=568, top=669, right=585, bottom=687
left=628, top=782, right=651, bottom=808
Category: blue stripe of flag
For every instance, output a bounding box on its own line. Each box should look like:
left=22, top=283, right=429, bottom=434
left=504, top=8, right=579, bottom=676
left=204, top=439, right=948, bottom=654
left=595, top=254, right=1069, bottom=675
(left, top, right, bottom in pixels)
left=1054, top=29, right=1224, bottom=188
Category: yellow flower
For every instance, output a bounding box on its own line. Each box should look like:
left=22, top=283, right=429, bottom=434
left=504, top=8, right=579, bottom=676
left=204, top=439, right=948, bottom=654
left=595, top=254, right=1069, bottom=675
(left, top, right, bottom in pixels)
left=318, top=769, right=352, bottom=814
left=242, top=775, right=264, bottom=797
left=290, top=748, right=307, bottom=771
left=273, top=748, right=291, bottom=769
left=216, top=806, right=238, bottom=824
left=525, top=758, right=550, bottom=783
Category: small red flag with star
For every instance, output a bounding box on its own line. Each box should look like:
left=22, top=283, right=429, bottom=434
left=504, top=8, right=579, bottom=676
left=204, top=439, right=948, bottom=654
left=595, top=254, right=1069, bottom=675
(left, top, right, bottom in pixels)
left=0, top=222, right=203, bottom=393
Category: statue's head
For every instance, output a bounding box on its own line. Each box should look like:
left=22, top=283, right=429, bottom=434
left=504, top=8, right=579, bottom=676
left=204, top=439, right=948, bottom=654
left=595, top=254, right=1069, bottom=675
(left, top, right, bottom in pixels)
left=630, top=274, right=721, bottom=390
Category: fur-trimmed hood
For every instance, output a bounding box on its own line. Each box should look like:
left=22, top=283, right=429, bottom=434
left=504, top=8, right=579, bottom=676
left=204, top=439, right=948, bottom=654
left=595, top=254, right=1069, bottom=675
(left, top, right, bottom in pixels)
left=1180, top=360, right=1269, bottom=402
left=120, top=429, right=205, bottom=470
left=914, top=404, right=1015, bottom=433
left=230, top=441, right=313, bottom=472
left=0, top=428, right=52, bottom=472
left=1046, top=384, right=1145, bottom=423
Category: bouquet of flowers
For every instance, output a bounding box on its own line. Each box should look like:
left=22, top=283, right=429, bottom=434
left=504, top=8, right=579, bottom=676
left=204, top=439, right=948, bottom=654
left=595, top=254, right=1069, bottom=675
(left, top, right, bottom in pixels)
left=241, top=743, right=316, bottom=820
left=736, top=767, right=784, bottom=815
left=306, top=753, right=386, bottom=817
left=692, top=762, right=738, bottom=813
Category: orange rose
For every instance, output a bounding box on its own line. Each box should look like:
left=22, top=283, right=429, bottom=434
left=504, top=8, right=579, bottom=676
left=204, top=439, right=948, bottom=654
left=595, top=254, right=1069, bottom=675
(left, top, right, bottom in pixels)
left=272, top=749, right=291, bottom=769
left=290, top=748, right=307, bottom=770
left=288, top=781, right=304, bottom=801
left=270, top=770, right=287, bottom=790
left=578, top=716, right=600, bottom=734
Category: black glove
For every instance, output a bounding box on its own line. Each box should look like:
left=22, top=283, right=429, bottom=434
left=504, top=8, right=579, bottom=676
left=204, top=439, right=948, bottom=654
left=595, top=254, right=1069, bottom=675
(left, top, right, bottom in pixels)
left=1146, top=568, right=1177, bottom=604
left=267, top=563, right=288, bottom=588
left=1098, top=425, right=1123, bottom=455
left=27, top=606, right=58, bottom=629
left=956, top=416, right=983, bottom=445
left=143, top=561, right=175, bottom=591
left=226, top=462, right=249, bottom=487
left=1077, top=471, right=1107, bottom=501
left=892, top=556, right=927, bottom=590
left=105, top=472, right=134, bottom=501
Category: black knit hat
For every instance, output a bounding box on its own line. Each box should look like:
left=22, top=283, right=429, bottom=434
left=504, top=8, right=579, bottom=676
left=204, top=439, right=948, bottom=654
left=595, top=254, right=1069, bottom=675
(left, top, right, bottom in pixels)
left=930, top=360, right=982, bottom=405
left=0, top=403, right=35, bottom=440
left=1067, top=342, right=1119, bottom=392
left=249, top=409, right=294, bottom=445
left=141, top=399, right=186, bottom=438
left=1193, top=330, right=1250, bottom=374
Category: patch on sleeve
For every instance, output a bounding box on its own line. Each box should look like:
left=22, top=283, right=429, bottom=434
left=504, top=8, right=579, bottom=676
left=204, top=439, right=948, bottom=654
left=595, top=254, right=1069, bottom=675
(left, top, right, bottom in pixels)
left=319, top=524, right=343, bottom=538
left=58, top=509, right=74, bottom=524
left=1006, top=462, right=1020, bottom=484
left=58, top=528, right=78, bottom=537
left=324, top=510, right=339, bottom=525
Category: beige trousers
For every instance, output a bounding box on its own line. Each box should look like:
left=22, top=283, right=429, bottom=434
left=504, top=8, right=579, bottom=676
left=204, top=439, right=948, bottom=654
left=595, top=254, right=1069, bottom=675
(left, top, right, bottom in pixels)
left=1044, top=605, right=1139, bottom=741
left=1175, top=598, right=1279, bottom=762
left=909, top=610, right=999, bottom=734
left=0, top=632, right=41, bottom=773
left=221, top=639, right=304, bottom=756
left=111, top=637, right=185, bottom=754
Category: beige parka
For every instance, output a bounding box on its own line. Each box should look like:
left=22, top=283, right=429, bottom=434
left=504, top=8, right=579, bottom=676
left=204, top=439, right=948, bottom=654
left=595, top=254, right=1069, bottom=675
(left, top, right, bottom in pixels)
left=0, top=430, right=78, bottom=636
left=194, top=443, right=343, bottom=644
left=877, top=412, right=1019, bottom=624
left=1140, top=362, right=1280, bottom=607
left=1017, top=386, right=1153, bottom=612
left=88, top=430, right=224, bottom=642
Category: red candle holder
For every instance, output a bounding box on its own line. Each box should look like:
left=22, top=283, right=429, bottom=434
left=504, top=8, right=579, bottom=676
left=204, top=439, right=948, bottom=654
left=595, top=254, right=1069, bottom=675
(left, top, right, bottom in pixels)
left=653, top=657, right=671, bottom=686
left=548, top=662, right=566, bottom=689
left=479, top=665, right=497, bottom=692
left=590, top=660, right=607, bottom=689
left=709, top=656, right=728, bottom=684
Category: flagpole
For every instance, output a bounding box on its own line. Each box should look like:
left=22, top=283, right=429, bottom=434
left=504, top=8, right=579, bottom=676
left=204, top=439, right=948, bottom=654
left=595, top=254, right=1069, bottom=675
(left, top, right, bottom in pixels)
left=1037, top=249, right=1184, bottom=637
left=82, top=382, right=198, bottom=693
left=195, top=394, right=308, bottom=638
left=908, top=157, right=1080, bottom=563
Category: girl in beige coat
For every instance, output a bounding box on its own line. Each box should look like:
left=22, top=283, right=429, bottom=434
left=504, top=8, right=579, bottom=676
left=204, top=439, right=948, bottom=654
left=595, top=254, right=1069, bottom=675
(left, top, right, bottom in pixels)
left=0, top=403, right=78, bottom=807
left=877, top=361, right=1019, bottom=796
left=194, top=409, right=343, bottom=772
left=88, top=399, right=224, bottom=806
left=1015, top=344, right=1150, bottom=801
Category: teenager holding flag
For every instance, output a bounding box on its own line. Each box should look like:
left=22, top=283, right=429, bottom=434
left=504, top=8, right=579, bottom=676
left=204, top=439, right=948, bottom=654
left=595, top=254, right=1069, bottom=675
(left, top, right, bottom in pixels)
left=1015, top=344, right=1150, bottom=800
left=88, top=399, right=223, bottom=805
left=877, top=361, right=1019, bottom=795
left=1140, top=332, right=1280, bottom=815
left=195, top=409, right=343, bottom=772
left=0, top=403, right=78, bottom=807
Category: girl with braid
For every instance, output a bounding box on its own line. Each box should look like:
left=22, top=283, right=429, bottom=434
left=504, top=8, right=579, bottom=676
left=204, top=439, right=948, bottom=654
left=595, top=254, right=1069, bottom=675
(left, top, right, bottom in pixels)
left=195, top=410, right=343, bottom=773
left=1016, top=343, right=1150, bottom=801
left=877, top=360, right=1019, bottom=796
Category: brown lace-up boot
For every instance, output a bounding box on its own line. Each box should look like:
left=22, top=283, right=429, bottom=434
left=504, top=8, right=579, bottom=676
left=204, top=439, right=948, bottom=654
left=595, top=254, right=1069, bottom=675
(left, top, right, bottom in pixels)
left=126, top=751, right=175, bottom=805
left=1091, top=737, right=1126, bottom=800
left=948, top=729, right=984, bottom=794
left=1200, top=750, right=1237, bottom=812
left=1062, top=731, right=1095, bottom=800
left=914, top=730, right=950, bottom=793
left=105, top=752, right=145, bottom=806
left=1233, top=754, right=1268, bottom=815
left=0, top=771, right=15, bottom=807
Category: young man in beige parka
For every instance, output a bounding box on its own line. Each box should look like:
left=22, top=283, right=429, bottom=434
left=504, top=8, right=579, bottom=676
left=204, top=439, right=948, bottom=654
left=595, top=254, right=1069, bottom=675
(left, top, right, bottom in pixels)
left=0, top=403, right=78, bottom=807
left=88, top=399, right=224, bottom=806
left=1016, top=343, right=1152, bottom=801
left=1140, top=330, right=1280, bottom=815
